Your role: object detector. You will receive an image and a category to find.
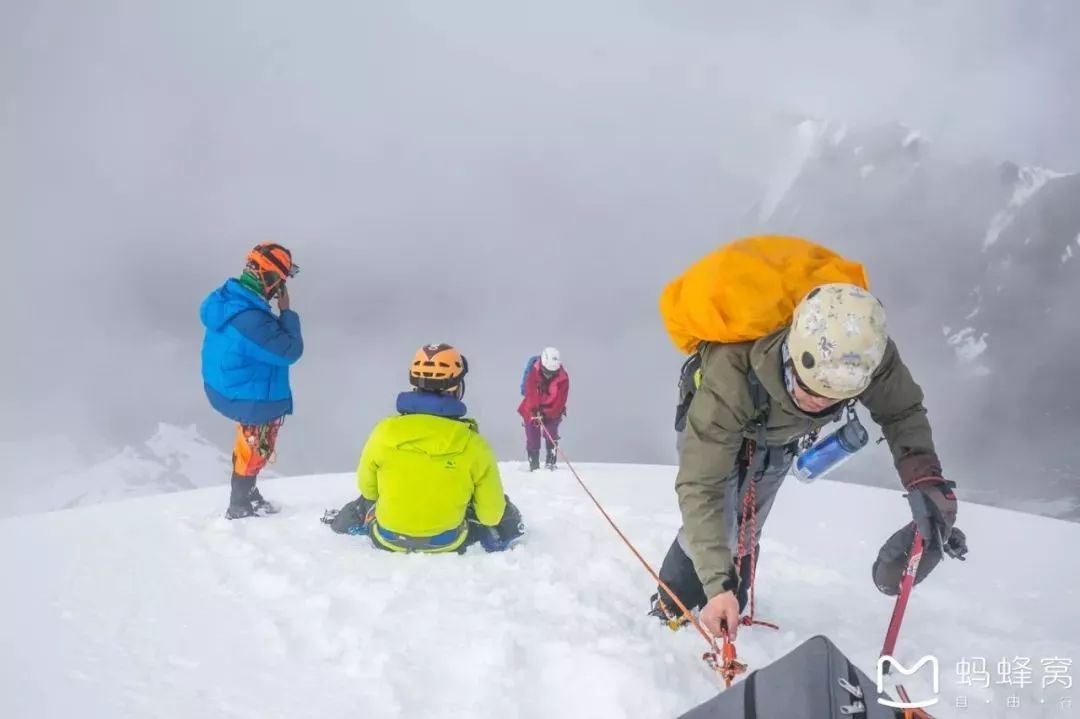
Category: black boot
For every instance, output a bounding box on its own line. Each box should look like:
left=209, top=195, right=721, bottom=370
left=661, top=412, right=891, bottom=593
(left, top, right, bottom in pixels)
left=326, top=497, right=373, bottom=535
left=544, top=447, right=557, bottom=470
left=648, top=592, right=690, bottom=630
left=649, top=537, right=708, bottom=630
left=249, top=484, right=280, bottom=515
left=226, top=474, right=257, bottom=519
left=527, top=451, right=540, bottom=472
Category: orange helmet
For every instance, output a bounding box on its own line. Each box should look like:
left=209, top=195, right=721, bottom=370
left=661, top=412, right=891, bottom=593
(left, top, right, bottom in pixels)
left=245, top=243, right=298, bottom=296
left=409, top=343, right=468, bottom=392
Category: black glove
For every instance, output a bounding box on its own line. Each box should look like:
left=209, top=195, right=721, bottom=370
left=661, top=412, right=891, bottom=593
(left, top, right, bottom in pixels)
left=475, top=496, right=526, bottom=552
left=872, top=522, right=942, bottom=595
left=943, top=526, right=968, bottom=561
left=495, top=497, right=526, bottom=542
left=905, top=477, right=957, bottom=549
left=872, top=523, right=968, bottom=595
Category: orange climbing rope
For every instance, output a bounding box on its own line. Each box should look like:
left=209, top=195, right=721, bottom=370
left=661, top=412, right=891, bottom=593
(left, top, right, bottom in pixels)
left=539, top=424, right=776, bottom=687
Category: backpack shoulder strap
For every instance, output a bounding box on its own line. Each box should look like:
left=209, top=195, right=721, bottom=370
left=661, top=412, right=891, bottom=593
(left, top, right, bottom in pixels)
left=746, top=369, right=770, bottom=425
left=675, top=345, right=770, bottom=436
left=674, top=348, right=705, bottom=432
left=744, top=369, right=771, bottom=478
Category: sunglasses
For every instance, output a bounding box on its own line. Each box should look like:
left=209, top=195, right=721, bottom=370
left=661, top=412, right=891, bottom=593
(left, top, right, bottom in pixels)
left=788, top=363, right=830, bottom=400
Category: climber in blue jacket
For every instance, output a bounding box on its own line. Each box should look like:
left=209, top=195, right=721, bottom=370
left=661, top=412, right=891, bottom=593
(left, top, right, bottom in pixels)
left=200, top=242, right=303, bottom=519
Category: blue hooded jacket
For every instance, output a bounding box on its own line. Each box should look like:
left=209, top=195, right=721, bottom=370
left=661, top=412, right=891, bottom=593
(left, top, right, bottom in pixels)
left=199, top=278, right=303, bottom=425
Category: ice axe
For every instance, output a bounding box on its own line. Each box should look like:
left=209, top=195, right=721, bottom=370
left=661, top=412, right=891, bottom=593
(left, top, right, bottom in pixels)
left=880, top=528, right=923, bottom=662
left=878, top=528, right=935, bottom=718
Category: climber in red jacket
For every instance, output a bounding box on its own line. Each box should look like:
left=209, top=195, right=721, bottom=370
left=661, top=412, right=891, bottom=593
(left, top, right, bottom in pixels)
left=517, top=347, right=570, bottom=471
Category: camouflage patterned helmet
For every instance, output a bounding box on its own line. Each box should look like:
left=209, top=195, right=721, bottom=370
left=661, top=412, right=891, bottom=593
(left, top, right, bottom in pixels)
left=788, top=283, right=888, bottom=400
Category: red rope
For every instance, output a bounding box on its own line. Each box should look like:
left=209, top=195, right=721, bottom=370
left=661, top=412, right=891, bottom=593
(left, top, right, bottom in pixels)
left=734, top=443, right=780, bottom=633
left=736, top=479, right=758, bottom=617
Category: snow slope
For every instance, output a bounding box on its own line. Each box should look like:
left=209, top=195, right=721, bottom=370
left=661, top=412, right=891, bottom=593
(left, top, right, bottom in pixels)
left=2, top=464, right=1077, bottom=719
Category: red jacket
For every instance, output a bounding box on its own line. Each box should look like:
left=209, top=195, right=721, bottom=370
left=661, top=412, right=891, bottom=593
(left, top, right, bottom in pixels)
left=517, top=361, right=569, bottom=422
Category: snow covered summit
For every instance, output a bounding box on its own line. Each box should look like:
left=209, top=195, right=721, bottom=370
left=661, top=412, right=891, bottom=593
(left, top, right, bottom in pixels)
left=2, top=464, right=1077, bottom=718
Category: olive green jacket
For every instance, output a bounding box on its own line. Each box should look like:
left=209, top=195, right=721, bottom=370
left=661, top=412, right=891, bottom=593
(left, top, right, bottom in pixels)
left=675, top=327, right=942, bottom=598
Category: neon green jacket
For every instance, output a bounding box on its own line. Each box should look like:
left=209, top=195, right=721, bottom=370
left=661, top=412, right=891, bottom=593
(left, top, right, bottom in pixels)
left=357, top=413, right=506, bottom=552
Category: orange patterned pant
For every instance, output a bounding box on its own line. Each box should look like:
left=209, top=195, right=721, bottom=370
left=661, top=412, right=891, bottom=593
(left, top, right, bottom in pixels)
left=232, top=419, right=283, bottom=477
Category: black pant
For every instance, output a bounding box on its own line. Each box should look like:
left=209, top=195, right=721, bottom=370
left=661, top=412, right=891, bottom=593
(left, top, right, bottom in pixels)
left=659, top=439, right=792, bottom=612
left=656, top=536, right=757, bottom=613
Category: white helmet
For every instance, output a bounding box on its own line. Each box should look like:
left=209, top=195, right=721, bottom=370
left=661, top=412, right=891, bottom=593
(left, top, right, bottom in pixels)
left=788, top=283, right=888, bottom=400
left=540, top=347, right=562, bottom=372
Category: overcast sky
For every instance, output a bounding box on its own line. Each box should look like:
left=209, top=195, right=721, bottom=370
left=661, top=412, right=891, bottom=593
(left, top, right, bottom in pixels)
left=3, top=0, right=1078, bottom=481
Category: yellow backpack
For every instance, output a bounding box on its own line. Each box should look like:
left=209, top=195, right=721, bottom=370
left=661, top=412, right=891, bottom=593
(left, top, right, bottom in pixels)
left=659, top=235, right=870, bottom=355
left=663, top=236, right=870, bottom=434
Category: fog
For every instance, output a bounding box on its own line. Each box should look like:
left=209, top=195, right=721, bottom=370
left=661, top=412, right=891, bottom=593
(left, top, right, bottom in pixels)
left=4, top=1, right=1078, bottom=494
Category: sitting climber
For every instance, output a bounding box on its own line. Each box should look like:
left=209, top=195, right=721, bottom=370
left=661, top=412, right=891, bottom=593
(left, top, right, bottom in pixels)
left=323, top=343, right=525, bottom=553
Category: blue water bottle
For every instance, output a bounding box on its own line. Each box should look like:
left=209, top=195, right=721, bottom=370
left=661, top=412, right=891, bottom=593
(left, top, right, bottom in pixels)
left=792, top=406, right=869, bottom=483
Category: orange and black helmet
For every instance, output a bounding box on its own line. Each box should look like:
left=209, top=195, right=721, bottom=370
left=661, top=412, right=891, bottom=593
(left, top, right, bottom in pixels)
left=245, top=243, right=298, bottom=295
left=409, top=343, right=468, bottom=392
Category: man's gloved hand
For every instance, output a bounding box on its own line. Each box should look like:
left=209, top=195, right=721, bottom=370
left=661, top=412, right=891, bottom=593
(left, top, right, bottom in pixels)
left=872, top=522, right=941, bottom=595
left=906, top=477, right=957, bottom=549
left=472, top=497, right=526, bottom=553
left=494, top=497, right=526, bottom=544
left=872, top=522, right=968, bottom=595
left=480, top=516, right=525, bottom=553
left=943, top=526, right=968, bottom=561
left=532, top=412, right=544, bottom=426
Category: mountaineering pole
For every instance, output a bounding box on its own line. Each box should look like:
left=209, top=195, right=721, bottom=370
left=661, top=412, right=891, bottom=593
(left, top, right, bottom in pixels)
left=879, top=527, right=935, bottom=717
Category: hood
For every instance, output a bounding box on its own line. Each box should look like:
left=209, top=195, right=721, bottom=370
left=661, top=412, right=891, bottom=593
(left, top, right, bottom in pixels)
left=200, top=279, right=269, bottom=331
left=378, top=414, right=476, bottom=459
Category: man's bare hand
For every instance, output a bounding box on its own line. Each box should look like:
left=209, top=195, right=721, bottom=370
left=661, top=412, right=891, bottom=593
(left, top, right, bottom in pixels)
left=700, top=591, right=740, bottom=639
